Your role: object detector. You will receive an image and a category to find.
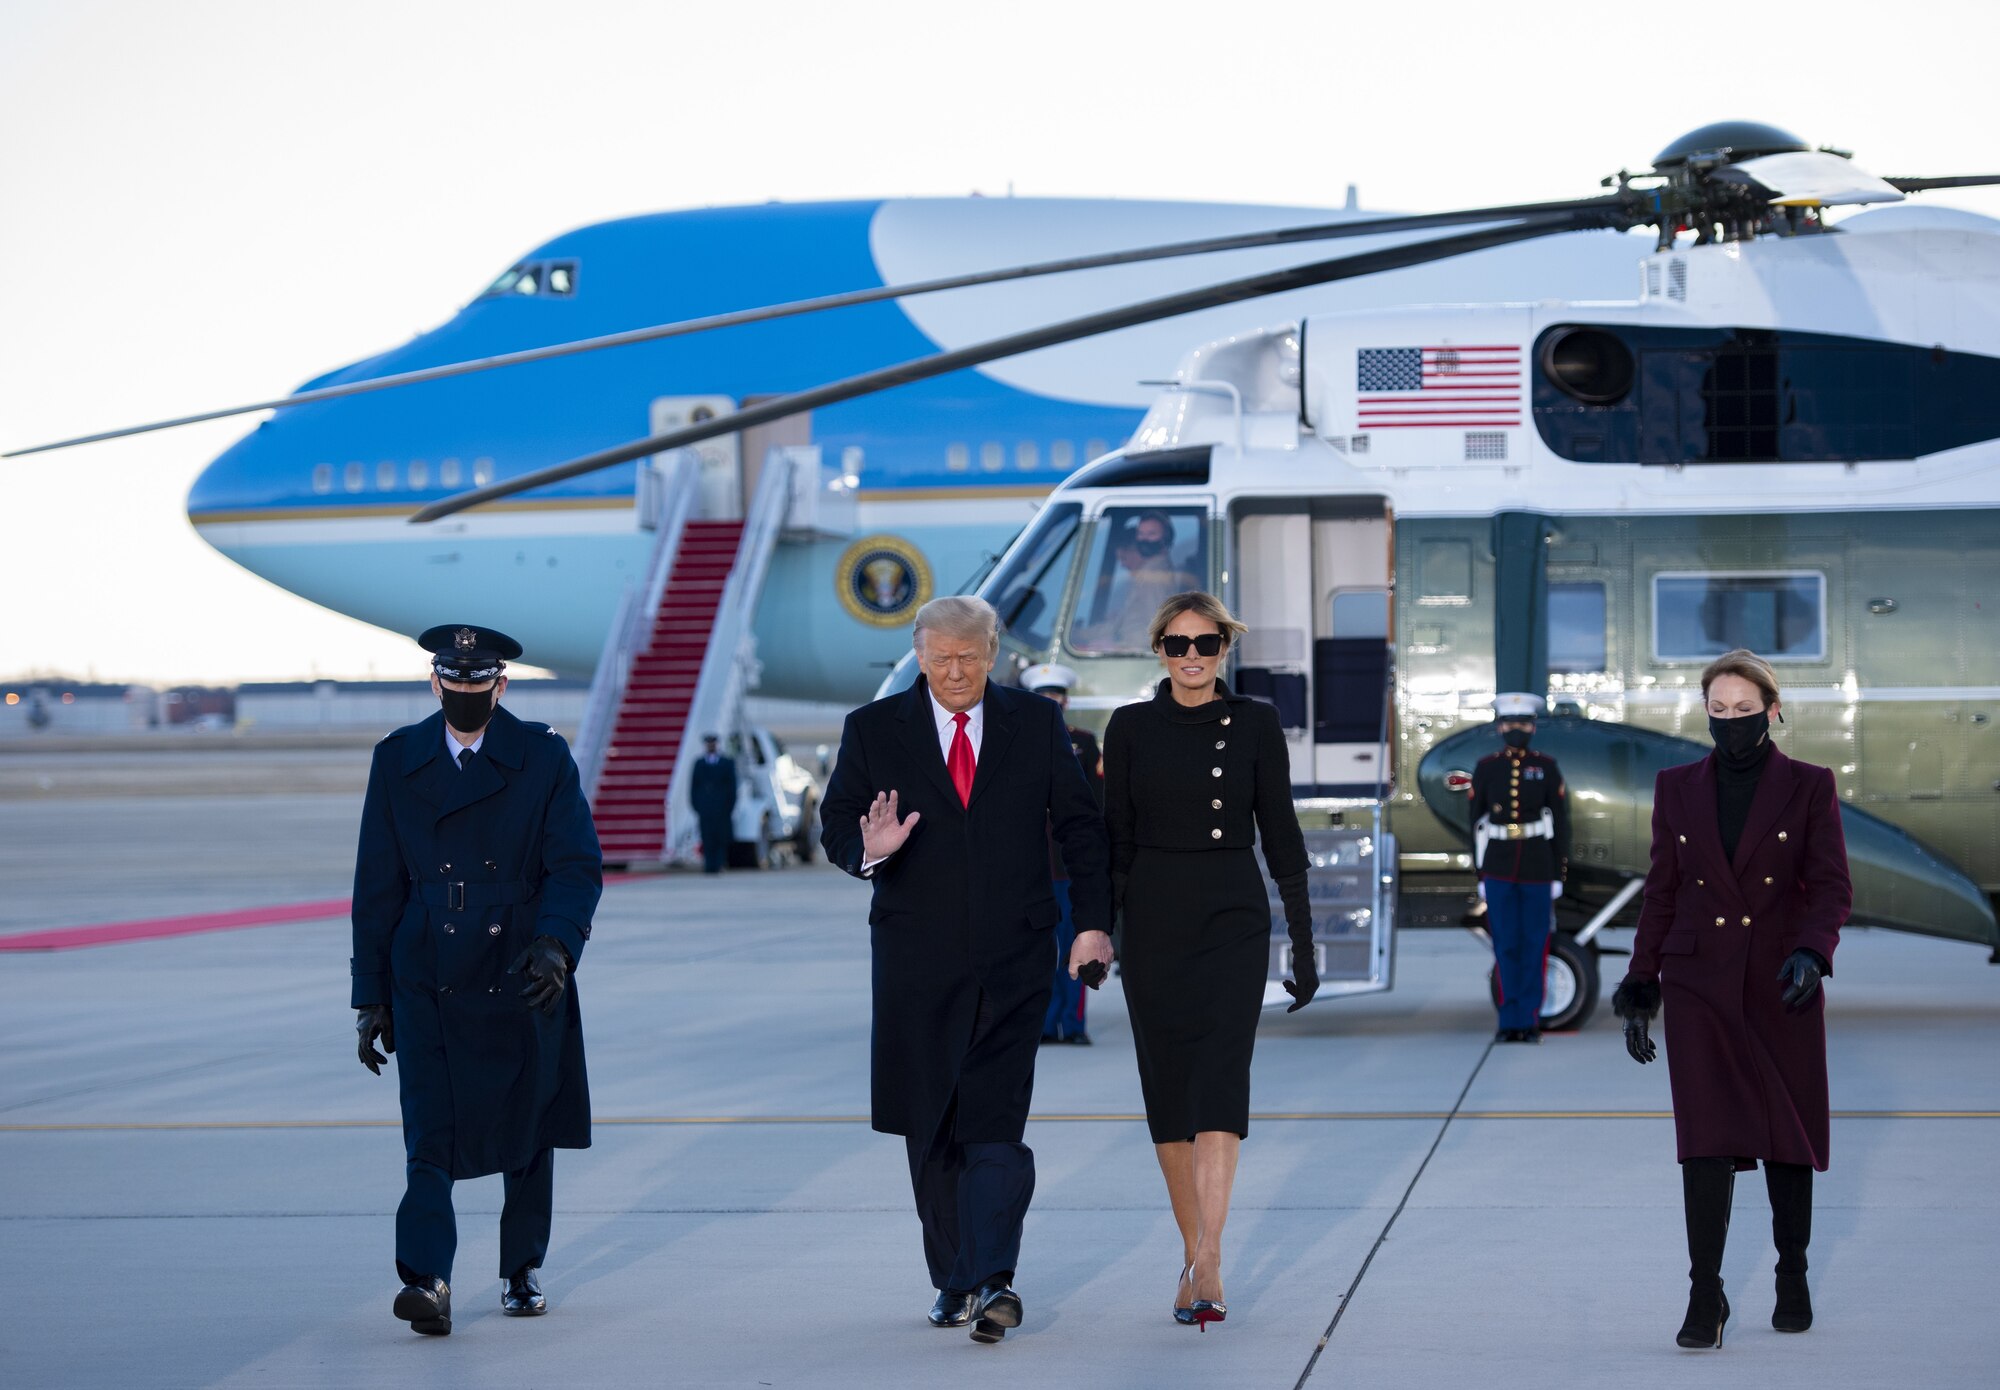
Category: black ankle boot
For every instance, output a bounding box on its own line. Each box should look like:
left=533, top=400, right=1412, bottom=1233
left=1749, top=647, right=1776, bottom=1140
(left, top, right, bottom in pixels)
left=1765, top=1161, right=1814, bottom=1332
left=1677, top=1158, right=1735, bottom=1349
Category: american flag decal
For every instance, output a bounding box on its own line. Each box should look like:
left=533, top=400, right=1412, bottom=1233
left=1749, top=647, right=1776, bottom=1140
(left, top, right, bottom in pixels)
left=1355, top=345, right=1522, bottom=428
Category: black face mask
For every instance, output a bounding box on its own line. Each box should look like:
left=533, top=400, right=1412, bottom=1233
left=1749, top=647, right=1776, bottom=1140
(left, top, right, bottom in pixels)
left=1709, top=710, right=1770, bottom=761
left=1133, top=537, right=1167, bottom=557
left=1501, top=728, right=1533, bottom=749
left=440, top=686, right=497, bottom=734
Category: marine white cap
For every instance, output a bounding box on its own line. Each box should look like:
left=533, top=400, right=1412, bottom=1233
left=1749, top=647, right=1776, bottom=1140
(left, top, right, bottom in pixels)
left=1493, top=692, right=1546, bottom=718
left=1022, top=662, right=1080, bottom=693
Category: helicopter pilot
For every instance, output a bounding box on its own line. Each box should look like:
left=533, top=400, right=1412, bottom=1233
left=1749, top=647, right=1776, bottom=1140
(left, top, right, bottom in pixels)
left=1470, top=692, right=1570, bottom=1042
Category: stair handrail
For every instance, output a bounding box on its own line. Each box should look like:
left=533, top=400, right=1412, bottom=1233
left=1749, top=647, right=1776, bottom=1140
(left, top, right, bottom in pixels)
left=574, top=454, right=697, bottom=799
left=662, top=451, right=796, bottom=862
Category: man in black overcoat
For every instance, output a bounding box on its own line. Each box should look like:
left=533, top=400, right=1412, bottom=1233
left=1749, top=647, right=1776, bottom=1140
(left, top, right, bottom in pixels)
left=688, top=732, right=738, bottom=873
left=821, top=596, right=1111, bottom=1344
left=351, top=624, right=603, bottom=1335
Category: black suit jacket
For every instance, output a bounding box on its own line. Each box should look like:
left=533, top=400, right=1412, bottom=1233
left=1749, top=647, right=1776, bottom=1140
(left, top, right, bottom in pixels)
left=821, top=676, right=1109, bottom=1138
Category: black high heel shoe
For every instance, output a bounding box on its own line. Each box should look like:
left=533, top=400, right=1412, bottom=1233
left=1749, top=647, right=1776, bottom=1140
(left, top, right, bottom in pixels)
left=1676, top=1288, right=1729, bottom=1349
left=1173, top=1264, right=1196, bottom=1326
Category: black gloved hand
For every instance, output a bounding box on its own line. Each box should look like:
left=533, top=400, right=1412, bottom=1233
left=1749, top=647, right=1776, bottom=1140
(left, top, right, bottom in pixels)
left=508, top=935, right=572, bottom=1015
left=356, top=1005, right=395, bottom=1075
left=1777, top=949, right=1825, bottom=1011
left=1077, top=960, right=1109, bottom=991
left=1283, top=933, right=1320, bottom=1013
left=1610, top=977, right=1659, bottom=1064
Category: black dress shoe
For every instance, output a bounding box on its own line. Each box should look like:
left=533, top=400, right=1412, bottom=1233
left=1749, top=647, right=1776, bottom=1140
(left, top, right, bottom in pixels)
left=969, top=1279, right=1023, bottom=1344
left=927, top=1289, right=972, bottom=1327
left=393, top=1275, right=452, bottom=1336
left=502, top=1267, right=546, bottom=1316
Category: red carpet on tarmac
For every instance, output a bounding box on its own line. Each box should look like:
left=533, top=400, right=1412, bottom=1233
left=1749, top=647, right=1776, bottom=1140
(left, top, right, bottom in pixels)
left=0, top=899, right=353, bottom=952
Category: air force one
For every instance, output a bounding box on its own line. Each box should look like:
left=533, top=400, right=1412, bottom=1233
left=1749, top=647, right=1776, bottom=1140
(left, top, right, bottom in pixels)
left=184, top=196, right=1657, bottom=697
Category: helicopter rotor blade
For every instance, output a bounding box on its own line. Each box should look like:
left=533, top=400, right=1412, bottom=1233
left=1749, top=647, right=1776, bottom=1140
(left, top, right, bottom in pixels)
left=4, top=195, right=1623, bottom=461
left=412, top=212, right=1607, bottom=524
left=1882, top=174, right=2000, bottom=193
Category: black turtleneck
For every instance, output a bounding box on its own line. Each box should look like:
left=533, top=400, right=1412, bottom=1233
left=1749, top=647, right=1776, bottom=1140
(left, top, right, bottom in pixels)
left=1714, top=737, right=1772, bottom=862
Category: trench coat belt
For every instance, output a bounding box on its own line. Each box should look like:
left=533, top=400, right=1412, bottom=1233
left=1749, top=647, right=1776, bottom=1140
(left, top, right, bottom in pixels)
left=415, top=879, right=537, bottom=911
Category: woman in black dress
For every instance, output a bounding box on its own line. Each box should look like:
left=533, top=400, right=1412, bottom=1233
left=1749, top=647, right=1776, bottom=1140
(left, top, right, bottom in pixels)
left=1096, top=590, right=1317, bottom=1328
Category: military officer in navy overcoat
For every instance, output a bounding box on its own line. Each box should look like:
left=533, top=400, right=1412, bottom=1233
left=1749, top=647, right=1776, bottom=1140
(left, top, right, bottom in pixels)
left=688, top=733, right=739, bottom=873
left=1469, top=692, right=1570, bottom=1042
left=351, top=624, right=603, bottom=1335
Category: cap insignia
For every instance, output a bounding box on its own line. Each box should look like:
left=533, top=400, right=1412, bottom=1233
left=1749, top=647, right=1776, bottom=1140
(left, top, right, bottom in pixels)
left=454, top=627, right=477, bottom=651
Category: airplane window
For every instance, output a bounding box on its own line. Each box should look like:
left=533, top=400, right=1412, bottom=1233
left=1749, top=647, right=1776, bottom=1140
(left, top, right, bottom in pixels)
left=312, top=463, right=333, bottom=495
left=1548, top=582, right=1607, bottom=673
left=980, top=442, right=1005, bottom=472
left=343, top=461, right=365, bottom=493
left=376, top=460, right=398, bottom=491
left=1068, top=505, right=1209, bottom=655
left=982, top=502, right=1082, bottom=655
left=545, top=261, right=578, bottom=296
left=472, top=457, right=495, bottom=485
left=1050, top=440, right=1076, bottom=471
left=1653, top=572, right=1824, bottom=663
left=1016, top=441, right=1039, bottom=470
left=1085, top=438, right=1109, bottom=461
left=946, top=443, right=970, bottom=472
left=408, top=459, right=429, bottom=489
left=440, top=457, right=463, bottom=487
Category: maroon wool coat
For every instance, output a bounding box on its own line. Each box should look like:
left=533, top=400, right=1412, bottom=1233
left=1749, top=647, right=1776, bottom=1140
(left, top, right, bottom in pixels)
left=1628, top=747, right=1851, bottom=1170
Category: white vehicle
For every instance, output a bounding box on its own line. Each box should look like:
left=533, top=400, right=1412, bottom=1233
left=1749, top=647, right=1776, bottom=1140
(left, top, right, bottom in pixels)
left=726, top=727, right=822, bottom=868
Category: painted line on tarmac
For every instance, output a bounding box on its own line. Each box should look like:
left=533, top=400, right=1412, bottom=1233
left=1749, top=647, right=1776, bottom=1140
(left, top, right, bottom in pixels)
left=4, top=1109, right=1994, bottom=1133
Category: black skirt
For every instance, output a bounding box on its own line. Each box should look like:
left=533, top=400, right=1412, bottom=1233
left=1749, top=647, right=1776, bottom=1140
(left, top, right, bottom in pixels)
left=1120, top=845, right=1269, bottom=1143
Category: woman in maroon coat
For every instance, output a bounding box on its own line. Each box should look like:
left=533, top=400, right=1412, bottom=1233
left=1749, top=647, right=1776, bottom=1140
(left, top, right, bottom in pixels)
left=1612, top=649, right=1851, bottom=1350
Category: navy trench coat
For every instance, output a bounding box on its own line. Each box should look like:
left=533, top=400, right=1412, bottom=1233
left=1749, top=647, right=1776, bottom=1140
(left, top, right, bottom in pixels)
left=350, top=706, right=602, bottom=1179
left=821, top=678, right=1110, bottom=1144
left=1628, top=747, right=1850, bottom=1170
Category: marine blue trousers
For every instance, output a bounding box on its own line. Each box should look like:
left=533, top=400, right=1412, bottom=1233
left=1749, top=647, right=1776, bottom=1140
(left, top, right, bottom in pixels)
left=1041, top=879, right=1088, bottom=1040
left=1485, top=879, right=1554, bottom=1031
left=396, top=1148, right=554, bottom=1284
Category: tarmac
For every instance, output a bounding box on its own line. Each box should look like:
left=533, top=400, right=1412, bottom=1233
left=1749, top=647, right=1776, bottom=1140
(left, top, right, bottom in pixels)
left=2, top=740, right=1997, bottom=1388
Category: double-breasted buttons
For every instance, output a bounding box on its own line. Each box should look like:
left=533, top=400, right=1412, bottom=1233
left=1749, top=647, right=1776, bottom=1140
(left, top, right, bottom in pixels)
left=1211, top=798, right=1222, bottom=809
left=1678, top=835, right=1687, bottom=844
left=1221, top=716, right=1231, bottom=726
left=1696, top=879, right=1705, bottom=887
left=1210, top=829, right=1223, bottom=840
left=1778, top=831, right=1788, bottom=842
left=1741, top=916, right=1752, bottom=926
left=1764, top=876, right=1774, bottom=885
left=1715, top=916, right=1725, bottom=926
left=1212, top=767, right=1223, bottom=778
left=488, top=924, right=502, bottom=936
left=1214, top=739, right=1226, bottom=750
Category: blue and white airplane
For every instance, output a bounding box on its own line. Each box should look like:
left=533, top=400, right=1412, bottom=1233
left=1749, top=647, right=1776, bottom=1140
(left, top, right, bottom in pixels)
left=186, top=196, right=1653, bottom=703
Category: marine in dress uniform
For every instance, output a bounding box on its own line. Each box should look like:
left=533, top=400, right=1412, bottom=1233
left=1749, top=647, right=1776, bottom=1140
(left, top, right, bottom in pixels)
left=351, top=625, right=603, bottom=1335
left=1469, top=693, right=1569, bottom=1042
left=1022, top=664, right=1102, bottom=1045
left=688, top=733, right=738, bottom=874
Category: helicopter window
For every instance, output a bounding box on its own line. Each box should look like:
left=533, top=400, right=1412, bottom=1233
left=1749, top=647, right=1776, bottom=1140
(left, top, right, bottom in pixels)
left=1416, top=538, right=1473, bottom=605
left=983, top=502, right=1082, bottom=655
left=1329, top=589, right=1390, bottom=640
left=1548, top=582, right=1607, bottom=674
left=1653, top=572, right=1824, bottom=663
left=311, top=463, right=333, bottom=495
left=1068, top=506, right=1209, bottom=655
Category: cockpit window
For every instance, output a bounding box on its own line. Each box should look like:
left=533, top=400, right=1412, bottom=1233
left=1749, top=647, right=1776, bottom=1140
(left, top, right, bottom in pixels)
left=1068, top=505, right=1209, bottom=655
left=546, top=261, right=578, bottom=295
left=478, top=260, right=575, bottom=300
left=981, top=502, right=1082, bottom=655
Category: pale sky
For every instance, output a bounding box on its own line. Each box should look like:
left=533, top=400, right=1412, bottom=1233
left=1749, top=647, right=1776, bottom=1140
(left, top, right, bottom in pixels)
left=3, top=0, right=1996, bottom=684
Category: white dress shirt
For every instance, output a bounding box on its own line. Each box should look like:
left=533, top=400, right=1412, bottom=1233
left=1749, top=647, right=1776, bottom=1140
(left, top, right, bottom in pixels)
left=446, top=726, right=486, bottom=763
left=861, top=690, right=983, bottom=874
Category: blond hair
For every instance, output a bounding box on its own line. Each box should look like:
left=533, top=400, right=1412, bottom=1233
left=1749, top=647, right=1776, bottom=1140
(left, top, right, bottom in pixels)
left=1147, top=590, right=1249, bottom=653
left=913, top=595, right=1000, bottom=656
left=1700, top=648, right=1781, bottom=708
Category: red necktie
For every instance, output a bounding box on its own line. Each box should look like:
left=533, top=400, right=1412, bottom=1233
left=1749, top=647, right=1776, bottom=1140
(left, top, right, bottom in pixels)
left=948, top=711, right=976, bottom=806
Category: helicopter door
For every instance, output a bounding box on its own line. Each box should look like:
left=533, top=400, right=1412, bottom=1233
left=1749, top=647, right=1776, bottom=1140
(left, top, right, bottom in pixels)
left=650, top=394, right=740, bottom=518
left=1232, top=511, right=1314, bottom=786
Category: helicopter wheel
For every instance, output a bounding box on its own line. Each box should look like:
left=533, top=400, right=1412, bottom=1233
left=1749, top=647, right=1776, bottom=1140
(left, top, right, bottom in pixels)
left=1488, top=932, right=1600, bottom=1031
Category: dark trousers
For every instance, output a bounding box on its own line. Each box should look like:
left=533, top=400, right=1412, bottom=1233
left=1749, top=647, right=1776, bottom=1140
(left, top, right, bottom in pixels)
left=698, top=812, right=731, bottom=873
left=1485, top=878, right=1553, bottom=1030
left=904, top=993, right=1037, bottom=1293
left=1041, top=879, right=1087, bottom=1040
left=395, top=1149, right=555, bottom=1284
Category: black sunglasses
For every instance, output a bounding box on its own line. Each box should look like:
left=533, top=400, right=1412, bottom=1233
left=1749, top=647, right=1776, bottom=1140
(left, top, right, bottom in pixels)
left=1160, top=633, right=1226, bottom=658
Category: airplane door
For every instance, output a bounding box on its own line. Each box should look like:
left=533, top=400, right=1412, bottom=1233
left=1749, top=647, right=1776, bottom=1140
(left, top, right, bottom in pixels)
left=650, top=395, right=739, bottom=518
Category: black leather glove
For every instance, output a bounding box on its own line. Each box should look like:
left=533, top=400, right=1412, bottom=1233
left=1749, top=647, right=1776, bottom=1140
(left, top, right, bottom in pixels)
left=509, top=935, right=572, bottom=1015
left=1610, top=977, right=1659, bottom=1065
left=1277, top=872, right=1318, bottom=1013
left=1777, top=949, right=1826, bottom=1011
left=356, top=1005, right=395, bottom=1075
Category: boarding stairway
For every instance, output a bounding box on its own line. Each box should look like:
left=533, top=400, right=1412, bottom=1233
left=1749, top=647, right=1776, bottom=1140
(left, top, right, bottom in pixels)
left=574, top=449, right=806, bottom=865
